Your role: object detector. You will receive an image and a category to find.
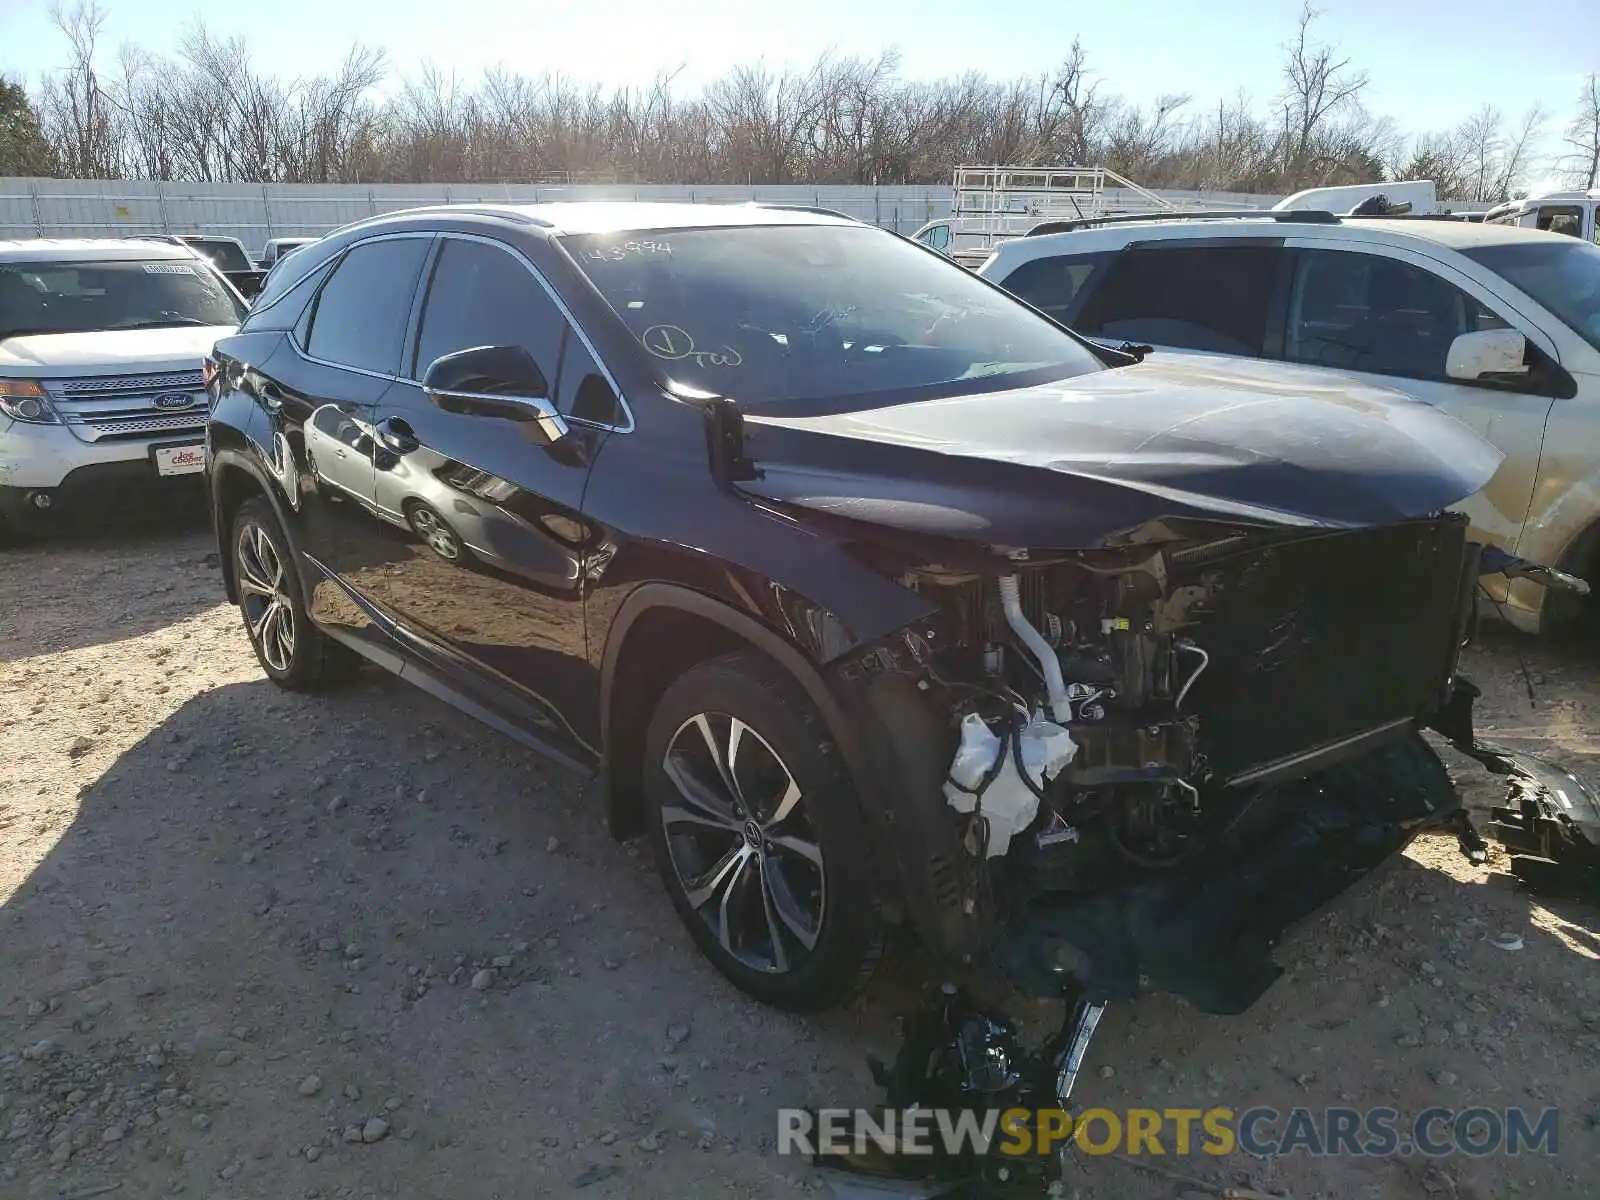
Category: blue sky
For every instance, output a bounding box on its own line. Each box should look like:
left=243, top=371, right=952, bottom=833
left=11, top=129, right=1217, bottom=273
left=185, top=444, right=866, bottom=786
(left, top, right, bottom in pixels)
left=2, top=0, right=1595, bottom=171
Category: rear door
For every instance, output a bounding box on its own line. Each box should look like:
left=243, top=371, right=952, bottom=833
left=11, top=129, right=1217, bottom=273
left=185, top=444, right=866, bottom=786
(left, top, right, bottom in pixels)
left=1069, top=240, right=1288, bottom=359
left=1277, top=238, right=1564, bottom=560
left=373, top=233, right=622, bottom=767
left=252, top=233, right=433, bottom=650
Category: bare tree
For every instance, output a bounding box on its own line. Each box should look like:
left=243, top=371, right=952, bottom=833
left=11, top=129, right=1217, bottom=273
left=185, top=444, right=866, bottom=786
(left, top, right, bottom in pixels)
left=1494, top=104, right=1545, bottom=199
left=5, top=3, right=1506, bottom=196
left=1567, top=73, right=1600, bottom=189
left=36, top=0, right=120, bottom=177
left=1280, top=4, right=1369, bottom=186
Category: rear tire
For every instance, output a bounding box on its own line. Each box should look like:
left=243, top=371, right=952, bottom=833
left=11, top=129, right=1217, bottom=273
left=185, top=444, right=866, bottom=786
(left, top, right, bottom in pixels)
left=231, top=497, right=358, bottom=691
left=642, top=649, right=882, bottom=1011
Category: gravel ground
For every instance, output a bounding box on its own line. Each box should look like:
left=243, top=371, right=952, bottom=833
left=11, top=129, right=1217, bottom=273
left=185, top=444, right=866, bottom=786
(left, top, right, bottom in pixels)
left=2, top=520, right=1597, bottom=1200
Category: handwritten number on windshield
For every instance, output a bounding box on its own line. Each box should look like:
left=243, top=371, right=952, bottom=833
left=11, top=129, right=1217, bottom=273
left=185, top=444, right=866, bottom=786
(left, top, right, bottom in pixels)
left=642, top=324, right=743, bottom=368
left=581, top=240, right=672, bottom=262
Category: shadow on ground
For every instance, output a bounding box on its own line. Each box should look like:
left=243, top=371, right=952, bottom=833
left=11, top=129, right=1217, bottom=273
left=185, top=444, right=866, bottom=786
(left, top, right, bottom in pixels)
left=1, top=529, right=1598, bottom=1197
left=1, top=665, right=1596, bottom=1198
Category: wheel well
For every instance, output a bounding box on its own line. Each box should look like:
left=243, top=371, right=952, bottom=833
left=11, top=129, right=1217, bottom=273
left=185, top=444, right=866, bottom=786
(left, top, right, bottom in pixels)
left=213, top=463, right=267, bottom=603
left=603, top=606, right=752, bottom=840
left=1546, top=518, right=1600, bottom=630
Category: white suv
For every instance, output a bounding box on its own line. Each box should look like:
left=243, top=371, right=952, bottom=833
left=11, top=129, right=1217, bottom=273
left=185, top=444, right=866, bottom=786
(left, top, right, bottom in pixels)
left=0, top=239, right=246, bottom=536
left=979, top=214, right=1600, bottom=633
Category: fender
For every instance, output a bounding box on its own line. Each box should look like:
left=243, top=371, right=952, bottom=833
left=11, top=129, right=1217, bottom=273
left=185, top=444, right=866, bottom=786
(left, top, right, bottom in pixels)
left=599, top=581, right=864, bottom=781
left=1511, top=471, right=1600, bottom=630
left=207, top=443, right=299, bottom=606
left=598, top=581, right=935, bottom=924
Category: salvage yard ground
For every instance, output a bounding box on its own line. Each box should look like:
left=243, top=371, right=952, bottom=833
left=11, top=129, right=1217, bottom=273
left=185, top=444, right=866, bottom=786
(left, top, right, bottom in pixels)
left=2, top=520, right=1597, bottom=1200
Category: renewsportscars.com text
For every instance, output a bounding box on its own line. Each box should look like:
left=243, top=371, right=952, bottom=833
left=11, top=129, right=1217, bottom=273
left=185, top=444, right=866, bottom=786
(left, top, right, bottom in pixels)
left=779, top=1105, right=1560, bottom=1159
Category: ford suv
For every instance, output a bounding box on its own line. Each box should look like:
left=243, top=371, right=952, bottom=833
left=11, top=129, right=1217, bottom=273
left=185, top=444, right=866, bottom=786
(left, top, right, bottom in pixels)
left=0, top=239, right=247, bottom=535
left=979, top=213, right=1600, bottom=633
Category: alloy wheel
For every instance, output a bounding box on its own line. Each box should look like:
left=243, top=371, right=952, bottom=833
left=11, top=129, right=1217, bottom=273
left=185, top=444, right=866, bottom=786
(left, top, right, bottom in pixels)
left=660, top=712, right=826, bottom=974
left=409, top=505, right=461, bottom=561
left=236, top=522, right=296, bottom=673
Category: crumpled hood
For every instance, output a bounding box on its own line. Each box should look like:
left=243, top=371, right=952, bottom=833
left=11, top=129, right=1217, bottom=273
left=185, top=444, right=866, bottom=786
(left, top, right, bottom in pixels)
left=0, top=326, right=234, bottom=376
left=737, top=356, right=1504, bottom=548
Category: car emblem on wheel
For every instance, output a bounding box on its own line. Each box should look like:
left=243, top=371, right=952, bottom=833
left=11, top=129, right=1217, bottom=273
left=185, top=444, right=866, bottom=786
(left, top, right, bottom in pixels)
left=152, top=392, right=196, bottom=409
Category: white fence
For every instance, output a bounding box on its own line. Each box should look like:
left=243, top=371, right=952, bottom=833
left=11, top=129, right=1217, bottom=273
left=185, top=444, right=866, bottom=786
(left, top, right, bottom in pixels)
left=0, top=178, right=1280, bottom=256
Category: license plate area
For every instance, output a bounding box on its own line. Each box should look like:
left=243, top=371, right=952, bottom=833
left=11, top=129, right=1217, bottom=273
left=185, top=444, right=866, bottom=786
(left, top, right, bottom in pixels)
left=150, top=441, right=205, bottom=477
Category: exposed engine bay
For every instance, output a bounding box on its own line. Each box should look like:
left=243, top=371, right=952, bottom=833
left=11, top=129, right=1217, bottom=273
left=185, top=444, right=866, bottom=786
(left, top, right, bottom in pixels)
left=819, top=513, right=1600, bottom=1195
left=896, top=515, right=1479, bottom=998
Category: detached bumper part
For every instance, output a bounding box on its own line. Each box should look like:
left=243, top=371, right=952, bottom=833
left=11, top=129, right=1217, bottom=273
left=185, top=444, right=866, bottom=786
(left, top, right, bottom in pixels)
left=1478, top=545, right=1591, bottom=596
left=1432, top=676, right=1600, bottom=890
left=817, top=984, right=1100, bottom=1196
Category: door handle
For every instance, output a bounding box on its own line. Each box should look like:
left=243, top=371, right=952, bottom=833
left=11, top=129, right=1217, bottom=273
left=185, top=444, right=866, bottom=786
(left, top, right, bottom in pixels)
left=259, top=383, right=284, bottom=413
left=374, top=416, right=419, bottom=454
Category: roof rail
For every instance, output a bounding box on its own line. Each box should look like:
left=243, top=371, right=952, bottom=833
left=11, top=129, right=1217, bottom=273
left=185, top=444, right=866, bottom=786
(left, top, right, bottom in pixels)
left=745, top=202, right=861, bottom=223
left=1343, top=212, right=1478, bottom=223
left=1026, top=209, right=1341, bottom=236
left=326, top=203, right=554, bottom=239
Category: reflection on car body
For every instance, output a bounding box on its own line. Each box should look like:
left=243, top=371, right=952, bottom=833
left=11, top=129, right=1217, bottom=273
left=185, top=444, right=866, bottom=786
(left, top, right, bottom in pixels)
left=303, top=401, right=589, bottom=586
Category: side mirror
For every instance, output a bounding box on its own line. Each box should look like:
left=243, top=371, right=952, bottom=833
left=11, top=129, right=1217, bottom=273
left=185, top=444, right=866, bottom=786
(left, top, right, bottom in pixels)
left=1447, top=329, right=1528, bottom=382
left=423, top=345, right=567, bottom=443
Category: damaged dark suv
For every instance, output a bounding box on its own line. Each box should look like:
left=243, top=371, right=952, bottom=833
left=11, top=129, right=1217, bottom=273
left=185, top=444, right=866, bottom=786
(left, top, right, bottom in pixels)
left=205, top=203, right=1598, bottom=1035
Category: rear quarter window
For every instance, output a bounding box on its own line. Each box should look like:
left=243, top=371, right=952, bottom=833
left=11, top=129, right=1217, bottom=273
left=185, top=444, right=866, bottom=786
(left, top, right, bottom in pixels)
left=994, top=251, right=1113, bottom=327
left=240, top=258, right=335, bottom=333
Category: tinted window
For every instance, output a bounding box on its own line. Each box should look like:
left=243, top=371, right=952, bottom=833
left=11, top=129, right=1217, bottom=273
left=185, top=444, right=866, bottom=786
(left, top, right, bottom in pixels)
left=1464, top=239, right=1600, bottom=353
left=242, top=258, right=334, bottom=332
left=1536, top=206, right=1584, bottom=238
left=188, top=238, right=252, bottom=273
left=998, top=252, right=1113, bottom=327
left=0, top=259, right=245, bottom=339
left=305, top=237, right=431, bottom=374
left=413, top=238, right=567, bottom=380
left=563, top=224, right=1103, bottom=409
left=1284, top=250, right=1508, bottom=379
left=1075, top=244, right=1280, bottom=356
left=554, top=332, right=622, bottom=424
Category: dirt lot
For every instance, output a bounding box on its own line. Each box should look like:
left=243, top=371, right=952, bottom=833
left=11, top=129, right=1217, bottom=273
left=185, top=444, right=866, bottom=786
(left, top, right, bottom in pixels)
left=2, top=520, right=1598, bottom=1200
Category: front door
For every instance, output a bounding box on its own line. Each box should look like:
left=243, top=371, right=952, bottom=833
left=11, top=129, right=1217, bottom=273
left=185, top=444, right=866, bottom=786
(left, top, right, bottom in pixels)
left=374, top=234, right=619, bottom=766
left=1276, top=240, right=1562, bottom=575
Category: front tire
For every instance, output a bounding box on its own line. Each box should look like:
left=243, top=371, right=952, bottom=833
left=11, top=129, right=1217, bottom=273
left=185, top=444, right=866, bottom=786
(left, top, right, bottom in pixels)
left=404, top=500, right=465, bottom=563
left=231, top=497, right=356, bottom=691
left=642, top=650, right=882, bottom=1011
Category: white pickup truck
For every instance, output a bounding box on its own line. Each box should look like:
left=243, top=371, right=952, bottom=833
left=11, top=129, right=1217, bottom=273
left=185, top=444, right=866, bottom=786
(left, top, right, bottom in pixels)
left=0, top=239, right=246, bottom=537
left=1483, top=189, right=1600, bottom=242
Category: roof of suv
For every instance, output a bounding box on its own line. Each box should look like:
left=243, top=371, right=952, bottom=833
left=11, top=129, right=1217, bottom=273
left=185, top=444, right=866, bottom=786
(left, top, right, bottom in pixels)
left=0, top=238, right=200, bottom=264
left=989, top=213, right=1575, bottom=267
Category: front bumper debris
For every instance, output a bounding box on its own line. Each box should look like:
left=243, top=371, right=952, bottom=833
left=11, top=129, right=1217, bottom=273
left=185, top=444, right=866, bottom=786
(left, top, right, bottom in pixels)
left=1430, top=675, right=1600, bottom=896
left=818, top=675, right=1598, bottom=1196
